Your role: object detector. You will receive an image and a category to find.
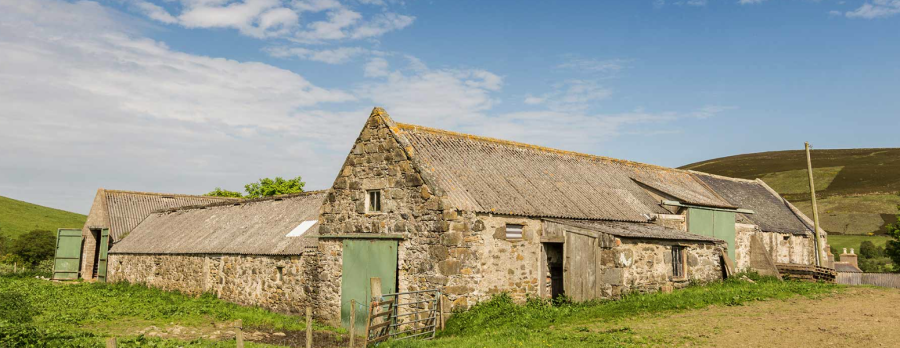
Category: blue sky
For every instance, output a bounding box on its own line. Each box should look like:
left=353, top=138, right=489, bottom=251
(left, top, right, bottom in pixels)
left=1, top=0, right=899, bottom=214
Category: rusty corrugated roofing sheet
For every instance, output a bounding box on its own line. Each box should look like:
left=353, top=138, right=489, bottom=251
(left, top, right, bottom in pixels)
left=109, top=191, right=325, bottom=255
left=548, top=219, right=723, bottom=243
left=104, top=190, right=240, bottom=241
left=393, top=123, right=731, bottom=221
left=692, top=173, right=813, bottom=235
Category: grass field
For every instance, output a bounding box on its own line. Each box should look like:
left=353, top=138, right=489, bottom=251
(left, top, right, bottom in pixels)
left=680, top=148, right=900, bottom=235
left=0, top=274, right=342, bottom=347
left=828, top=235, right=892, bottom=255
left=384, top=275, right=840, bottom=348
left=0, top=195, right=86, bottom=239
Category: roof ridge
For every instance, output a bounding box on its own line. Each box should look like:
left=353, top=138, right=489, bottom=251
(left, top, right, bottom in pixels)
left=152, top=190, right=328, bottom=214
left=687, top=170, right=760, bottom=183
left=104, top=189, right=242, bottom=200
left=395, top=122, right=687, bottom=174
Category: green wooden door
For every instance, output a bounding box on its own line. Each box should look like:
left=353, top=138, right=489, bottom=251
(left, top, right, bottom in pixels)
left=52, top=229, right=83, bottom=280
left=97, top=228, right=110, bottom=282
left=340, top=239, right=398, bottom=334
left=688, top=209, right=736, bottom=261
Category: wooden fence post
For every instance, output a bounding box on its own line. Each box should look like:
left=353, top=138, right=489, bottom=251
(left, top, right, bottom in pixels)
left=105, top=337, right=117, bottom=348
left=306, top=307, right=312, bottom=348
left=349, top=299, right=356, bottom=347
left=235, top=319, right=243, bottom=348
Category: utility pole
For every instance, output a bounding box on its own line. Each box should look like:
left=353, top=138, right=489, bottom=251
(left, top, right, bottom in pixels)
left=805, top=142, right=824, bottom=266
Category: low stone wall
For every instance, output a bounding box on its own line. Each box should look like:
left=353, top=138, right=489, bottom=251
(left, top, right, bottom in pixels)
left=604, top=239, right=723, bottom=297
left=108, top=252, right=316, bottom=314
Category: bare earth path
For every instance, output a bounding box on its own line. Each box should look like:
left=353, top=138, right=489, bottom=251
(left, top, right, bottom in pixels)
left=607, top=287, right=900, bottom=347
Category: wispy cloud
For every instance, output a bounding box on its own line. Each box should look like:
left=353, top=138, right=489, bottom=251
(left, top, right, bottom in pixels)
left=738, top=0, right=769, bottom=4
left=264, top=46, right=373, bottom=64
left=124, top=0, right=414, bottom=41
left=844, top=0, right=900, bottom=18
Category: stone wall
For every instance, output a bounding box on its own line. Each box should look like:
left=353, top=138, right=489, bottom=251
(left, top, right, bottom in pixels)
left=108, top=252, right=316, bottom=314
left=81, top=190, right=108, bottom=279
left=316, top=110, right=450, bottom=324
left=734, top=224, right=815, bottom=272
left=614, top=239, right=722, bottom=295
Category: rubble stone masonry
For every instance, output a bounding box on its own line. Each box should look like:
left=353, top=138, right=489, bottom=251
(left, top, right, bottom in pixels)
left=108, top=251, right=318, bottom=315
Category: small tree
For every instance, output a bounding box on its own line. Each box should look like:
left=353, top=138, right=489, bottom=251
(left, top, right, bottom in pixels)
left=859, top=241, right=883, bottom=259
left=885, top=204, right=900, bottom=272
left=9, top=230, right=56, bottom=266
left=244, top=176, right=305, bottom=198
left=205, top=187, right=243, bottom=198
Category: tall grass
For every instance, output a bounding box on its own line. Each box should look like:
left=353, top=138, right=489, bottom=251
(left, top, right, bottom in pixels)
left=386, top=275, right=840, bottom=348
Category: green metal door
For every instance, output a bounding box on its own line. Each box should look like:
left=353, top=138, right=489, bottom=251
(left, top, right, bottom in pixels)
left=52, top=229, right=83, bottom=280
left=713, top=211, right=736, bottom=262
left=688, top=208, right=736, bottom=261
left=97, top=228, right=110, bottom=282
left=340, top=239, right=398, bottom=334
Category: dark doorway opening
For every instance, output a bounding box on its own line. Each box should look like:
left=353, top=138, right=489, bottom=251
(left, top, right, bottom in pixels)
left=544, top=243, right=564, bottom=299
left=90, top=229, right=101, bottom=278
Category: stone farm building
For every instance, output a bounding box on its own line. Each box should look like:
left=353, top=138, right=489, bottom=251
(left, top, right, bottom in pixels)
left=107, top=192, right=325, bottom=313
left=84, top=108, right=829, bottom=329
left=80, top=189, right=240, bottom=280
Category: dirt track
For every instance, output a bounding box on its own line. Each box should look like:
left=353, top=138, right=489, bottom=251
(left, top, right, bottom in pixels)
left=619, top=287, right=900, bottom=347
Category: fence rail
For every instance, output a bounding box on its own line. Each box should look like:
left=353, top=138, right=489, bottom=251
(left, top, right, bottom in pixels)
left=836, top=272, right=900, bottom=289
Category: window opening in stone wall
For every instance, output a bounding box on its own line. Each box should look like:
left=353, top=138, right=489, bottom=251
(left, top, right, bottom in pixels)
left=367, top=190, right=382, bottom=213
left=672, top=246, right=685, bottom=278
left=276, top=266, right=284, bottom=282
left=506, top=224, right=523, bottom=240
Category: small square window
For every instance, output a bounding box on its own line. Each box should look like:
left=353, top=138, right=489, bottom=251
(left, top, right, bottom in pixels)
left=505, top=224, right=523, bottom=240
left=367, top=190, right=382, bottom=213
left=672, top=246, right=686, bottom=278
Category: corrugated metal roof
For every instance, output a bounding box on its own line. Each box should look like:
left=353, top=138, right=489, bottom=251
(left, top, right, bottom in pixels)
left=393, top=123, right=731, bottom=221
left=692, top=173, right=813, bottom=235
left=109, top=191, right=325, bottom=255
left=547, top=219, right=723, bottom=243
left=104, top=190, right=240, bottom=241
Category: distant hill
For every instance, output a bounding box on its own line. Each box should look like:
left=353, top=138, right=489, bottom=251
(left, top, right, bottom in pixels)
left=0, top=195, right=86, bottom=240
left=681, top=148, right=900, bottom=235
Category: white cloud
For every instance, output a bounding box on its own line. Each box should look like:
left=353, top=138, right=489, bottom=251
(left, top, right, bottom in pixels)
left=265, top=46, right=370, bottom=63
left=525, top=80, right=613, bottom=113
left=134, top=1, right=178, bottom=23
left=0, top=0, right=361, bottom=213
left=738, top=0, right=769, bottom=4
left=127, top=0, right=414, bottom=41
left=356, top=57, right=504, bottom=125
left=364, top=57, right=390, bottom=77
left=845, top=0, right=900, bottom=18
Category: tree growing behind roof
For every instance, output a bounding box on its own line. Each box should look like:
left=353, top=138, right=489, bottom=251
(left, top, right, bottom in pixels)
left=205, top=176, right=305, bottom=199
left=205, top=187, right=243, bottom=198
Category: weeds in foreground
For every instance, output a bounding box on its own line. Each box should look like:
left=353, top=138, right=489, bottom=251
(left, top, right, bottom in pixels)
left=386, top=275, right=840, bottom=348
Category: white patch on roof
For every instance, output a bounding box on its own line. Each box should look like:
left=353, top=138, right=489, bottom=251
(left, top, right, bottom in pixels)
left=286, top=220, right=317, bottom=237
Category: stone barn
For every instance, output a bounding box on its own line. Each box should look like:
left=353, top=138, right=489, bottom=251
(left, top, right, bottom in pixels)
left=107, top=191, right=325, bottom=314
left=80, top=189, right=240, bottom=280
left=312, top=108, right=830, bottom=326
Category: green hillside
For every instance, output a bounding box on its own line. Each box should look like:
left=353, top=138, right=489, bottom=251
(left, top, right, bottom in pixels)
left=681, top=148, right=900, bottom=236
left=0, top=196, right=86, bottom=239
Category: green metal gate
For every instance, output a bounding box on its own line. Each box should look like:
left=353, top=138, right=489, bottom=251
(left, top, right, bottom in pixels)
left=52, top=229, right=83, bottom=280
left=688, top=208, right=736, bottom=261
left=97, top=228, right=110, bottom=282
left=341, top=239, right=398, bottom=334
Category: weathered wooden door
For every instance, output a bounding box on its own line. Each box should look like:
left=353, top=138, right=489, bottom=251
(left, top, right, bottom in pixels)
left=340, top=239, right=398, bottom=334
left=52, top=229, right=83, bottom=280
left=688, top=208, right=736, bottom=261
left=563, top=232, right=597, bottom=302
left=96, top=228, right=110, bottom=282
